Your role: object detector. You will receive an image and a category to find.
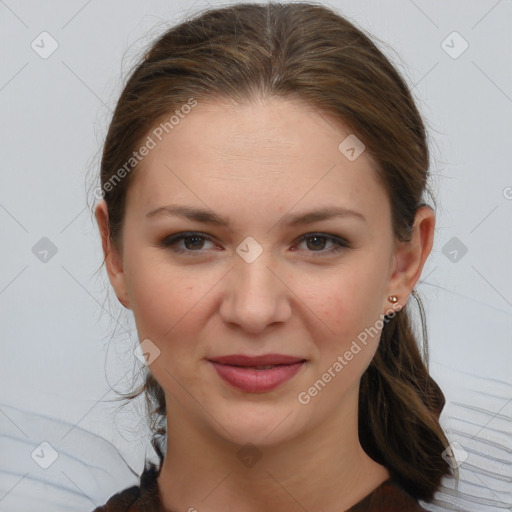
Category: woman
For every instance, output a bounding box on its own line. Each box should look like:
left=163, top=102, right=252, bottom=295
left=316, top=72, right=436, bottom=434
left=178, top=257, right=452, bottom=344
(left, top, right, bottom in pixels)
left=92, top=2, right=452, bottom=510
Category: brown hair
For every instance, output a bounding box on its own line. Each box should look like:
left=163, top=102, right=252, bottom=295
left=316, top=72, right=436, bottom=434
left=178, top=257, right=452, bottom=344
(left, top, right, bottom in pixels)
left=95, top=1, right=450, bottom=501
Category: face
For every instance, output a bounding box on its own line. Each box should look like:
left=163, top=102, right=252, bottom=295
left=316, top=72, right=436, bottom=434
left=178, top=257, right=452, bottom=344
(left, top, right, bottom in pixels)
left=98, top=97, right=429, bottom=447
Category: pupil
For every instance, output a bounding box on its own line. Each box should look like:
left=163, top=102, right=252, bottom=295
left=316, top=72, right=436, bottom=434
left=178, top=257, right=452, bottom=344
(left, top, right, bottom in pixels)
left=307, top=236, right=325, bottom=250
left=185, top=236, right=203, bottom=250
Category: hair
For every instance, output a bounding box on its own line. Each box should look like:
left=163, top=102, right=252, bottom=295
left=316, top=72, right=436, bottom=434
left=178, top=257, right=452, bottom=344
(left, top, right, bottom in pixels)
left=96, top=1, right=451, bottom=502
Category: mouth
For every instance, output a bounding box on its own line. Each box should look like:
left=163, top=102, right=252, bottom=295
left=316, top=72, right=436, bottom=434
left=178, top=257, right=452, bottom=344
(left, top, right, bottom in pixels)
left=208, top=354, right=306, bottom=393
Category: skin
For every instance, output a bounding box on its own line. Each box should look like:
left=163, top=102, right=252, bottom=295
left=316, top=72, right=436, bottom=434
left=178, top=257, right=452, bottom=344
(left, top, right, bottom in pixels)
left=96, top=96, right=435, bottom=511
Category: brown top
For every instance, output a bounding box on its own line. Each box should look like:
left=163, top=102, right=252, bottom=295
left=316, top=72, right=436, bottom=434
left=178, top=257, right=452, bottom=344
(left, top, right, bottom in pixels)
left=92, top=462, right=427, bottom=512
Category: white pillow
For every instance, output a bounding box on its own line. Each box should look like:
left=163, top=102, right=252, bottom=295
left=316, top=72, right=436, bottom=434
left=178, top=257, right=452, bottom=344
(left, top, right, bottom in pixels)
left=0, top=404, right=139, bottom=512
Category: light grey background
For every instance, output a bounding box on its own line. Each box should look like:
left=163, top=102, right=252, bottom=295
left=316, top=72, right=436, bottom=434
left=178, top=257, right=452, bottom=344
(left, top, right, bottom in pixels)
left=1, top=1, right=511, bottom=510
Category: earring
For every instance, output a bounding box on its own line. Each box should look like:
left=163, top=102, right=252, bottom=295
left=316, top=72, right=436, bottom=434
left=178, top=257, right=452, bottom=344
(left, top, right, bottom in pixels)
left=388, top=295, right=398, bottom=303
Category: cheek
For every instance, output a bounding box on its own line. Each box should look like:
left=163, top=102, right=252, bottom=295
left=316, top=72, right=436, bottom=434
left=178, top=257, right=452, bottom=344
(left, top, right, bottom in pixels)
left=123, top=248, right=221, bottom=349
left=298, top=271, right=381, bottom=333
left=295, top=266, right=387, bottom=372
left=123, top=249, right=186, bottom=336
left=125, top=261, right=208, bottom=395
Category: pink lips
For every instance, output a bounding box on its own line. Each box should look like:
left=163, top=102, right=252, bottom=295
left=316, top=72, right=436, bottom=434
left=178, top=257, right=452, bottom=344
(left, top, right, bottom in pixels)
left=208, top=354, right=305, bottom=393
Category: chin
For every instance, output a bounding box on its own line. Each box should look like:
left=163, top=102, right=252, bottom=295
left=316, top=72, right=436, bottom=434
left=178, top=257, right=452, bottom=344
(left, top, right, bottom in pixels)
left=209, top=398, right=305, bottom=448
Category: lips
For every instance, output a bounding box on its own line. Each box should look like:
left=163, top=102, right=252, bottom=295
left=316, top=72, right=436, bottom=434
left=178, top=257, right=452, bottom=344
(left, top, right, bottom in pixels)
left=208, top=354, right=306, bottom=393
left=210, top=354, right=304, bottom=367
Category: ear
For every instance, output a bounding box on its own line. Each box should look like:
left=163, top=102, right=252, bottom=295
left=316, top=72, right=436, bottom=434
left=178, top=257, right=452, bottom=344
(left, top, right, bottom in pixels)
left=383, top=205, right=435, bottom=314
left=95, top=200, right=130, bottom=309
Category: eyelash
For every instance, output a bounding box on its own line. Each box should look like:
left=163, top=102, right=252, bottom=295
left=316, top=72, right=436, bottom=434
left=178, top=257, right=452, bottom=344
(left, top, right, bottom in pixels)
left=159, top=232, right=350, bottom=257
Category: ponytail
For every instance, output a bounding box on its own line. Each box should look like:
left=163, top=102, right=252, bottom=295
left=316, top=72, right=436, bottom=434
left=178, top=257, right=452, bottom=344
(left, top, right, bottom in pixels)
left=358, top=292, right=451, bottom=501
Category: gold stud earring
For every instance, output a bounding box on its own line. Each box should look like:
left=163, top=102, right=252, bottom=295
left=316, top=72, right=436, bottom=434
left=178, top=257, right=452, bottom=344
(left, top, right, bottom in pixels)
left=388, top=295, right=398, bottom=303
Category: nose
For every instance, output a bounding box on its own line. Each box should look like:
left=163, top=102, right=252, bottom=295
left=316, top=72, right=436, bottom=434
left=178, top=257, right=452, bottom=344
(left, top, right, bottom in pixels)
left=219, top=250, right=292, bottom=334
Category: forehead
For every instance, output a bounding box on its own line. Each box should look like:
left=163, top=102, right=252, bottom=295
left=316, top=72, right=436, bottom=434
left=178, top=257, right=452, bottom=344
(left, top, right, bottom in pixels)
left=125, top=97, right=390, bottom=231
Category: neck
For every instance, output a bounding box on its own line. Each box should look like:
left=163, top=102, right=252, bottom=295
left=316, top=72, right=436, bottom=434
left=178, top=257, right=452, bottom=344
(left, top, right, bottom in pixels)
left=157, top=387, right=390, bottom=512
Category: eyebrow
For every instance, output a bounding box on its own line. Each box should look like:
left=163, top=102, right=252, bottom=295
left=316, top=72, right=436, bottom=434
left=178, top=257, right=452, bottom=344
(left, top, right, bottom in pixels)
left=145, top=204, right=366, bottom=226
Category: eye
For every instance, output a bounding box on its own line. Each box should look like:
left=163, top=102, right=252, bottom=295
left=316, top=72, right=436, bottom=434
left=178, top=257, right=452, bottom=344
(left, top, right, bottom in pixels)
left=293, top=233, right=350, bottom=256
left=159, top=232, right=217, bottom=255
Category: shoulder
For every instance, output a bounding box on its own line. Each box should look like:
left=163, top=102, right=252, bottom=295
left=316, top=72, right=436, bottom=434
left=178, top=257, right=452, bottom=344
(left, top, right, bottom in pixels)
left=349, top=479, right=429, bottom=512
left=92, top=467, right=429, bottom=512
left=91, top=485, right=140, bottom=512
left=91, top=462, right=162, bottom=512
